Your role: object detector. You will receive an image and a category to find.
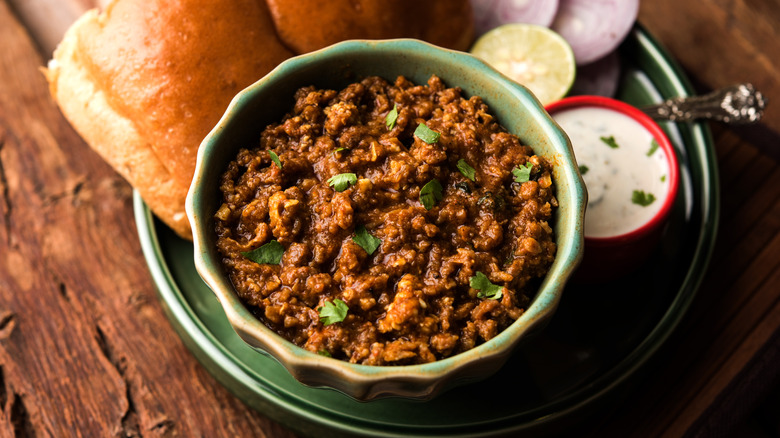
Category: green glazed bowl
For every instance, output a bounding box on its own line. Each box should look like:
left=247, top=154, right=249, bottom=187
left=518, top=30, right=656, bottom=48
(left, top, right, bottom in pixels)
left=186, top=39, right=586, bottom=401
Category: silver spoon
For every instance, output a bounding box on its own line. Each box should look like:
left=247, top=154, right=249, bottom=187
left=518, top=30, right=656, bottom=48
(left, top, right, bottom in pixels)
left=641, top=83, right=766, bottom=124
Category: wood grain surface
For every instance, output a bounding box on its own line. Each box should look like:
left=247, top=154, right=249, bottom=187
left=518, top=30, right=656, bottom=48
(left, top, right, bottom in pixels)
left=1, top=0, right=779, bottom=437
left=0, top=1, right=294, bottom=436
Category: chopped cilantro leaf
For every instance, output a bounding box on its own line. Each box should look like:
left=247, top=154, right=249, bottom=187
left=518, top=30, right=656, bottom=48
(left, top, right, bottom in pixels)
left=457, top=159, right=476, bottom=181
left=327, top=173, right=357, bottom=192
left=647, top=139, right=660, bottom=156
left=661, top=175, right=666, bottom=182
left=317, top=349, right=332, bottom=357
left=512, top=162, right=534, bottom=183
left=386, top=103, right=398, bottom=130
left=632, top=190, right=656, bottom=206
left=579, top=164, right=589, bottom=175
left=469, top=271, right=503, bottom=300
left=420, top=179, right=443, bottom=210
left=600, top=135, right=620, bottom=149
left=318, top=299, right=349, bottom=325
left=414, top=123, right=440, bottom=144
left=353, top=225, right=381, bottom=255
left=269, top=151, right=282, bottom=169
left=241, top=240, right=284, bottom=265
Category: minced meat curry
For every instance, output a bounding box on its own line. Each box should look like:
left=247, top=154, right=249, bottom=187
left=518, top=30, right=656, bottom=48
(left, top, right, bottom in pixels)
left=214, top=75, right=557, bottom=365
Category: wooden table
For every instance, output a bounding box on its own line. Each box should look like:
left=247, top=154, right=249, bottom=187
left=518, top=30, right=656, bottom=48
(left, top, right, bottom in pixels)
left=1, top=1, right=778, bottom=436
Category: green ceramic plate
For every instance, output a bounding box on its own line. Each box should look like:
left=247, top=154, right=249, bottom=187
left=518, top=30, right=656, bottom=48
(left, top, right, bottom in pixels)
left=134, top=26, right=717, bottom=437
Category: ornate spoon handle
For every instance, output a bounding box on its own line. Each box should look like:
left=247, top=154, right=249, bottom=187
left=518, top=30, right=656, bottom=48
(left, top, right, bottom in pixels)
left=641, top=83, right=766, bottom=124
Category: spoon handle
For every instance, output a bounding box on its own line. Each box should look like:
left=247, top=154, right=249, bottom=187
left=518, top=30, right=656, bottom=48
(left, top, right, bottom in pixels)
left=641, top=83, right=766, bottom=124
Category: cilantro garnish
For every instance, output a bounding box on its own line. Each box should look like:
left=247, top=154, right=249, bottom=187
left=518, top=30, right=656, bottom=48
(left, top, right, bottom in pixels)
left=579, top=165, right=589, bottom=175
left=420, top=179, right=443, bottom=210
left=386, top=103, right=398, bottom=130
left=600, top=135, right=620, bottom=149
left=632, top=190, right=656, bottom=206
left=327, top=173, right=357, bottom=192
left=512, top=162, right=534, bottom=183
left=647, top=139, right=660, bottom=156
left=317, top=349, right=332, bottom=357
left=269, top=151, right=282, bottom=169
left=241, top=240, right=284, bottom=265
left=661, top=175, right=666, bottom=182
left=317, top=299, right=349, bottom=325
left=353, top=225, right=381, bottom=255
left=414, top=123, right=440, bottom=144
left=469, top=271, right=503, bottom=300
left=457, top=159, right=476, bottom=181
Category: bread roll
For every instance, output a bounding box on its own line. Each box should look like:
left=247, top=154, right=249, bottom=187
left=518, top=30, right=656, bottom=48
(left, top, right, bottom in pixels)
left=266, top=0, right=474, bottom=53
left=46, top=0, right=474, bottom=239
left=45, top=12, right=191, bottom=236
left=46, top=0, right=293, bottom=238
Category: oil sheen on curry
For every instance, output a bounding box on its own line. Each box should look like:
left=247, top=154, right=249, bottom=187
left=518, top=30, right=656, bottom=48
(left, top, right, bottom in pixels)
left=214, top=75, right=557, bottom=365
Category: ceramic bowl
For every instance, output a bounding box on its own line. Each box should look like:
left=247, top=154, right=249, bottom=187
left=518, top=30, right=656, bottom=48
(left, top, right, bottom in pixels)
left=546, top=96, right=679, bottom=283
left=186, top=39, right=586, bottom=401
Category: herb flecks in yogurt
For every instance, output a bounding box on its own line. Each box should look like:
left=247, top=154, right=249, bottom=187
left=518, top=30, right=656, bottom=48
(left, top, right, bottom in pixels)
left=553, top=106, right=670, bottom=238
left=647, top=139, right=660, bottom=156
left=600, top=135, right=620, bottom=149
left=632, top=190, right=656, bottom=206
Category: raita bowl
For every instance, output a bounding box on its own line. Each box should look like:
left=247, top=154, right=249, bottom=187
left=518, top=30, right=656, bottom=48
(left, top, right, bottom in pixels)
left=546, top=95, right=679, bottom=283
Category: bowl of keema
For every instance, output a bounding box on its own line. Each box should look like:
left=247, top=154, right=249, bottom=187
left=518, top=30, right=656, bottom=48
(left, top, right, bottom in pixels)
left=186, top=39, right=586, bottom=401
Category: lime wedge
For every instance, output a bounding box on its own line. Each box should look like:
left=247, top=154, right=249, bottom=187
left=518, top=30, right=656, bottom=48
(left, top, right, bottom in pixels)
left=470, top=24, right=576, bottom=106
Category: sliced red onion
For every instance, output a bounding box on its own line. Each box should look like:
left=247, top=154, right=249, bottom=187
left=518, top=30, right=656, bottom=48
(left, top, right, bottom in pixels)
left=551, top=0, right=639, bottom=65
left=471, top=0, right=560, bottom=35
left=569, top=50, right=621, bottom=98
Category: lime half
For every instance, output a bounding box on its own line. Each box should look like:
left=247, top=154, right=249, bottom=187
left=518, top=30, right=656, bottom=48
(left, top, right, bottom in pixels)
left=470, top=24, right=576, bottom=106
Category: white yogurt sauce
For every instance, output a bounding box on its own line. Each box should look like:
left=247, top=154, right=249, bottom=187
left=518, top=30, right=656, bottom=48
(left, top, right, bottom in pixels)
left=553, top=106, right=670, bottom=238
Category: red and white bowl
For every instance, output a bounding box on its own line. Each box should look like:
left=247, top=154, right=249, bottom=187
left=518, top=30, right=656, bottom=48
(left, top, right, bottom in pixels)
left=546, top=96, right=679, bottom=282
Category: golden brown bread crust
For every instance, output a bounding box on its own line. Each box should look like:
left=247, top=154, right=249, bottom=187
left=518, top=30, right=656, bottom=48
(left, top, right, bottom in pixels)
left=47, top=0, right=293, bottom=238
left=74, top=0, right=293, bottom=182
left=46, top=10, right=192, bottom=237
left=266, top=0, right=475, bottom=53
left=46, top=0, right=474, bottom=239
